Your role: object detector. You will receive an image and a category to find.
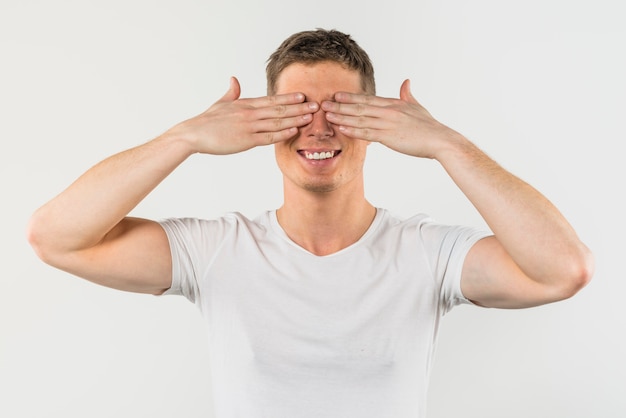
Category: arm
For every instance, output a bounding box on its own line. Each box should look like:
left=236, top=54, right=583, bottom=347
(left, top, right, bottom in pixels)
left=27, top=77, right=318, bottom=295
left=321, top=80, right=594, bottom=308
left=436, top=137, right=593, bottom=308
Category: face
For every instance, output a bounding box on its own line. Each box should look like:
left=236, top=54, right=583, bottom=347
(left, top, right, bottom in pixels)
left=274, top=61, right=369, bottom=194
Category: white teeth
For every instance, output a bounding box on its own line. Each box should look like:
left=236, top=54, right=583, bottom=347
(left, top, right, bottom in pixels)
left=305, top=151, right=335, bottom=160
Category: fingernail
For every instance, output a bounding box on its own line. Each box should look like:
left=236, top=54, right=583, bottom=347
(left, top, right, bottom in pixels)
left=309, top=102, right=319, bottom=110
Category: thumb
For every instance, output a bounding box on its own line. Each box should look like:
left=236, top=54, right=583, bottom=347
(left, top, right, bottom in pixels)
left=399, top=79, right=417, bottom=103
left=218, top=76, right=241, bottom=102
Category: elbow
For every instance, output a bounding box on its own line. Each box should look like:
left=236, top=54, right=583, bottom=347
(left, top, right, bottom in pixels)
left=558, top=246, right=595, bottom=300
left=26, top=209, right=56, bottom=266
left=26, top=211, right=46, bottom=261
left=573, top=245, right=595, bottom=292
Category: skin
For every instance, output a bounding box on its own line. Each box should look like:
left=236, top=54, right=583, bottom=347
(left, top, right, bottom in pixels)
left=273, top=63, right=376, bottom=256
left=27, top=61, right=593, bottom=308
left=26, top=76, right=318, bottom=294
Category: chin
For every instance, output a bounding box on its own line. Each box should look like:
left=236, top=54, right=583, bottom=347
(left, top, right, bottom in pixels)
left=301, top=181, right=339, bottom=194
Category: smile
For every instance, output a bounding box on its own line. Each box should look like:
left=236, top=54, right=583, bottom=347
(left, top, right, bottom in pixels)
left=303, top=151, right=337, bottom=160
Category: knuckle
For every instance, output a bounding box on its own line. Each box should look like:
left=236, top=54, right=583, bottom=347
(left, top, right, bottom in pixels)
left=263, top=132, right=277, bottom=145
left=273, top=118, right=284, bottom=130
left=274, top=104, right=287, bottom=115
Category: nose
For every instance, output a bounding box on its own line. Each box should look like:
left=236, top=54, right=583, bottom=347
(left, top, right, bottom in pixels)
left=304, top=108, right=334, bottom=139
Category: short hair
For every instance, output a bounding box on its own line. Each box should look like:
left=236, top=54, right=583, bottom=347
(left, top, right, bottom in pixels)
left=266, top=29, right=375, bottom=95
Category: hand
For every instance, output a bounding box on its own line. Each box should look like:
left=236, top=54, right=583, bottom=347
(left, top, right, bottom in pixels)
left=321, top=79, right=460, bottom=159
left=166, top=77, right=319, bottom=155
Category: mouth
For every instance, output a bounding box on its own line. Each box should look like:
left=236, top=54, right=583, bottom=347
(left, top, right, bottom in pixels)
left=298, top=150, right=342, bottom=160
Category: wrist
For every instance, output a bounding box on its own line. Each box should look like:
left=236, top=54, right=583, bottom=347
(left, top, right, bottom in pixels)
left=156, top=125, right=199, bottom=158
left=431, top=129, right=471, bottom=163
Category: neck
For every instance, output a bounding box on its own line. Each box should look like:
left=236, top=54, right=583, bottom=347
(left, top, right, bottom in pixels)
left=277, top=184, right=376, bottom=256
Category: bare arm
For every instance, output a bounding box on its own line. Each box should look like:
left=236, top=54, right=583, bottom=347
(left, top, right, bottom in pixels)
left=27, top=77, right=318, bottom=294
left=436, top=137, right=594, bottom=308
left=28, top=136, right=190, bottom=294
left=321, top=80, right=594, bottom=308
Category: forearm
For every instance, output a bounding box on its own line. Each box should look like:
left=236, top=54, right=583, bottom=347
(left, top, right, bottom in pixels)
left=322, top=83, right=592, bottom=301
left=28, top=133, right=193, bottom=257
left=436, top=134, right=593, bottom=286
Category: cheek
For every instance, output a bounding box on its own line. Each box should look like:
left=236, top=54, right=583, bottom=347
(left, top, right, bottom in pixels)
left=351, top=140, right=370, bottom=160
left=339, top=142, right=368, bottom=176
left=273, top=142, right=294, bottom=171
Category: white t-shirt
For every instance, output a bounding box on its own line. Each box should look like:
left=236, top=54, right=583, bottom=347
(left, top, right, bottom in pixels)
left=160, top=209, right=490, bottom=418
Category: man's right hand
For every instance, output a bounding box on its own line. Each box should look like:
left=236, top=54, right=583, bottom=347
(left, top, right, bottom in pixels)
left=165, top=77, right=319, bottom=155
left=27, top=76, right=319, bottom=295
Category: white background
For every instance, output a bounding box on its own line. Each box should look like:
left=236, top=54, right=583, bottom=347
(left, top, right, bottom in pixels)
left=1, top=0, right=624, bottom=417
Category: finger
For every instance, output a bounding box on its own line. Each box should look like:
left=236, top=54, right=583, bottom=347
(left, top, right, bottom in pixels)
left=398, top=80, right=433, bottom=116
left=325, top=111, right=390, bottom=130
left=218, top=76, right=241, bottom=103
left=253, top=126, right=300, bottom=145
left=321, top=96, right=395, bottom=118
left=322, top=101, right=381, bottom=118
left=254, top=101, right=319, bottom=120
left=253, top=112, right=313, bottom=133
left=336, top=125, right=381, bottom=143
left=241, top=92, right=307, bottom=108
left=331, top=92, right=392, bottom=106
left=399, top=79, right=416, bottom=103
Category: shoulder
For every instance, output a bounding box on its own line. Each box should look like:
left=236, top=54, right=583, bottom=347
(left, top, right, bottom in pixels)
left=374, top=208, right=431, bottom=230
left=373, top=209, right=450, bottom=239
left=158, top=211, right=271, bottom=244
left=159, top=211, right=265, bottom=229
left=373, top=209, right=491, bottom=253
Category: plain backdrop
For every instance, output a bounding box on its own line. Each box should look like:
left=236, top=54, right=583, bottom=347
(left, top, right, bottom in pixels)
left=1, top=0, right=624, bottom=417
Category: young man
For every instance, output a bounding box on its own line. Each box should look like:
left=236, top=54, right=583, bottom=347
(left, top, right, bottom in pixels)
left=27, top=29, right=593, bottom=417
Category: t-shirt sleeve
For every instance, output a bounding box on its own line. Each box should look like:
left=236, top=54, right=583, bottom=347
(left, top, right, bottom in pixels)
left=158, top=216, right=234, bottom=304
left=418, top=220, right=492, bottom=314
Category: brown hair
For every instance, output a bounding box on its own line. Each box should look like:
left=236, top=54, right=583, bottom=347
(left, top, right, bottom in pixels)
left=266, top=29, right=375, bottom=95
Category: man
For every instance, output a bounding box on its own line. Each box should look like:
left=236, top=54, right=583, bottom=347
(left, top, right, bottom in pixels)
left=27, top=29, right=593, bottom=417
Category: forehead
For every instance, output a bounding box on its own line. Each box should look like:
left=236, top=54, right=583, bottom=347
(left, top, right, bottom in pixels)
left=274, top=62, right=363, bottom=98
